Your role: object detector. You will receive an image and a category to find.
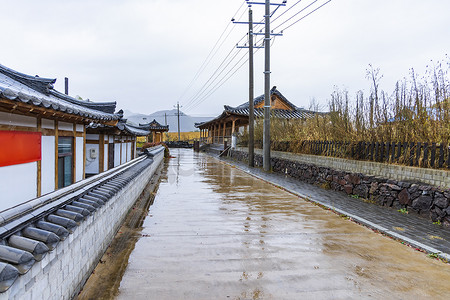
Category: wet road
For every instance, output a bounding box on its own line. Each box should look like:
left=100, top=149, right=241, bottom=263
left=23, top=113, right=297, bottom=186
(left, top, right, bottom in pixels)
left=116, top=149, right=450, bottom=299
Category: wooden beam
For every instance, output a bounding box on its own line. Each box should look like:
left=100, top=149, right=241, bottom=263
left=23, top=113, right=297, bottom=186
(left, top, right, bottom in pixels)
left=54, top=121, right=59, bottom=189
left=222, top=121, right=226, bottom=143
left=37, top=117, right=42, bottom=197
left=83, top=126, right=86, bottom=179
left=120, top=138, right=123, bottom=165
left=0, top=124, right=38, bottom=132
left=99, top=133, right=105, bottom=173
left=72, top=123, right=76, bottom=184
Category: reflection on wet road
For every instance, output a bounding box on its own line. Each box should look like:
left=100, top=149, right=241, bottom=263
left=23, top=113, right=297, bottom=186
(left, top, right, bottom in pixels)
left=117, top=149, right=450, bottom=299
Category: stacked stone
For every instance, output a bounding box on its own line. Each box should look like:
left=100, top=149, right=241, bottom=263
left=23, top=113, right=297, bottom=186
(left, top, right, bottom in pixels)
left=230, top=150, right=450, bottom=226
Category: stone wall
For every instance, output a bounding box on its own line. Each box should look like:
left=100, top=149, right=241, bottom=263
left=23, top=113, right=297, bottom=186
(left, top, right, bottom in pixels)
left=1, top=151, right=164, bottom=300
left=229, top=148, right=450, bottom=226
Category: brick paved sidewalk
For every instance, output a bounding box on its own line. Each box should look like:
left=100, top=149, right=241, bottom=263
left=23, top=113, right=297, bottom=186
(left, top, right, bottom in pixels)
left=220, top=156, right=450, bottom=261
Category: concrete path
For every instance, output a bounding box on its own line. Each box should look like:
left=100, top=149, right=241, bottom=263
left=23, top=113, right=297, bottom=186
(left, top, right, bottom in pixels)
left=116, top=149, right=450, bottom=299
left=222, top=155, right=450, bottom=261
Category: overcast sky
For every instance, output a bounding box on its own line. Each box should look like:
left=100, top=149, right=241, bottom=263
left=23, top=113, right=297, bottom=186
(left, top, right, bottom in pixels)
left=1, top=0, right=449, bottom=117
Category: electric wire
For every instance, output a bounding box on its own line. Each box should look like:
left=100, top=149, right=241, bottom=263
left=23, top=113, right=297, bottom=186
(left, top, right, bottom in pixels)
left=182, top=34, right=248, bottom=110
left=184, top=0, right=333, bottom=112
left=184, top=47, right=244, bottom=110
left=185, top=34, right=266, bottom=111
left=271, top=0, right=303, bottom=24
left=177, top=0, right=248, bottom=102
left=181, top=8, right=249, bottom=109
left=185, top=36, right=266, bottom=112
left=280, top=0, right=332, bottom=32
left=272, top=0, right=319, bottom=31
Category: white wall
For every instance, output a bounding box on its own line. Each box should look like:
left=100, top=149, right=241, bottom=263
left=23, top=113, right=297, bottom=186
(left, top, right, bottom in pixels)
left=121, top=143, right=126, bottom=164
left=126, top=143, right=131, bottom=161
left=0, top=162, right=37, bottom=211
left=114, top=144, right=121, bottom=167
left=86, top=134, right=99, bottom=140
left=41, top=136, right=55, bottom=195
left=104, top=144, right=108, bottom=170
left=85, top=144, right=99, bottom=174
left=76, top=137, right=84, bottom=181
left=58, top=122, right=73, bottom=131
left=0, top=112, right=36, bottom=127
left=41, top=119, right=54, bottom=129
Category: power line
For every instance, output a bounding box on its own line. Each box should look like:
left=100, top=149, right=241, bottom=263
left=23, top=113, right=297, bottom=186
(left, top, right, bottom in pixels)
left=280, top=0, right=332, bottom=32
left=185, top=38, right=267, bottom=112
left=184, top=35, right=266, bottom=111
left=177, top=1, right=248, bottom=102
left=183, top=0, right=333, bottom=112
left=183, top=45, right=244, bottom=110
left=271, top=0, right=304, bottom=23
left=272, top=0, right=320, bottom=31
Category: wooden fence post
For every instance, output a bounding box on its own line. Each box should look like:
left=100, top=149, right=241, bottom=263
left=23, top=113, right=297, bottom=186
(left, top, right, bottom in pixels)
left=415, top=142, right=421, bottom=167
left=430, top=142, right=436, bottom=167
left=390, top=142, right=396, bottom=162
left=437, top=143, right=444, bottom=168
left=409, top=142, right=414, bottom=166
left=422, top=143, right=429, bottom=167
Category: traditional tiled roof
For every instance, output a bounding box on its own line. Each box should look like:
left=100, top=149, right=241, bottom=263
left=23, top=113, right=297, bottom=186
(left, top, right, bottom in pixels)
left=139, top=119, right=169, bottom=131
left=120, top=123, right=151, bottom=136
left=0, top=64, right=121, bottom=122
left=88, top=119, right=150, bottom=136
left=195, top=87, right=321, bottom=128
left=232, top=86, right=298, bottom=111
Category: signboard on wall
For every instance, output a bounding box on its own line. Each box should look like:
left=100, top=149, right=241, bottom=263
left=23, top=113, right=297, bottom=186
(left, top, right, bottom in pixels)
left=0, top=131, right=41, bottom=167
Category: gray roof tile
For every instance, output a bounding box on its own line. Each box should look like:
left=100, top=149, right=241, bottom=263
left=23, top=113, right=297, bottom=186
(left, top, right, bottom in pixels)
left=0, top=64, right=121, bottom=122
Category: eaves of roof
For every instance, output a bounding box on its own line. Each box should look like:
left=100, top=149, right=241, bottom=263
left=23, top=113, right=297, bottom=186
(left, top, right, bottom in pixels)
left=138, top=119, right=169, bottom=131
left=0, top=65, right=121, bottom=123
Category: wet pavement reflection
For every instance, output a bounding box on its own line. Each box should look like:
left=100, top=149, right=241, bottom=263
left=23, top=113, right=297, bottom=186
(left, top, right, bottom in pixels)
left=116, top=149, right=450, bottom=299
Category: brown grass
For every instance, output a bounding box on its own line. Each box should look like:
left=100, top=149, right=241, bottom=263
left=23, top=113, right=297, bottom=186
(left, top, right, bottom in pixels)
left=242, top=58, right=450, bottom=145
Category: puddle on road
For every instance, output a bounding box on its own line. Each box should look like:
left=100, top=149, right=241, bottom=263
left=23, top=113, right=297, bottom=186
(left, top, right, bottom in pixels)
left=85, top=150, right=450, bottom=299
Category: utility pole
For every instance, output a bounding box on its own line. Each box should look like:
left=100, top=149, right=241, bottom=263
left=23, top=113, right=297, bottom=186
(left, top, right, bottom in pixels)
left=248, top=8, right=255, bottom=167
left=246, top=0, right=285, bottom=171
left=239, top=1, right=284, bottom=170
left=235, top=5, right=264, bottom=167
left=263, top=0, right=271, bottom=172
left=175, top=102, right=181, bottom=141
left=165, top=113, right=167, bottom=126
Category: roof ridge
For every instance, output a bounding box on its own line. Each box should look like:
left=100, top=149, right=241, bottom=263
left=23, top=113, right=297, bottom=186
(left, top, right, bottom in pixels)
left=0, top=64, right=56, bottom=94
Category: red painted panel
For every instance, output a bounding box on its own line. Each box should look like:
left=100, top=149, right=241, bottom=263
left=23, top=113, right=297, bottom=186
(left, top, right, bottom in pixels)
left=0, top=131, right=42, bottom=167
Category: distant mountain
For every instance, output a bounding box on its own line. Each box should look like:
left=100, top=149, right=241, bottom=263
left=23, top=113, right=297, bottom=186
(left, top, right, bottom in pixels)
left=123, top=109, right=213, bottom=132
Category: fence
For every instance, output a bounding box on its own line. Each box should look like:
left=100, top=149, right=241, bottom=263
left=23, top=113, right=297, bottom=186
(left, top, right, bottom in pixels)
left=239, top=140, right=450, bottom=170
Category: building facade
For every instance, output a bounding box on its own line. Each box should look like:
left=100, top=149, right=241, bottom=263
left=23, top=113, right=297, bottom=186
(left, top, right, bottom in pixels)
left=0, top=65, right=122, bottom=211
left=195, top=87, right=320, bottom=145
left=85, top=120, right=150, bottom=177
left=138, top=119, right=169, bottom=143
